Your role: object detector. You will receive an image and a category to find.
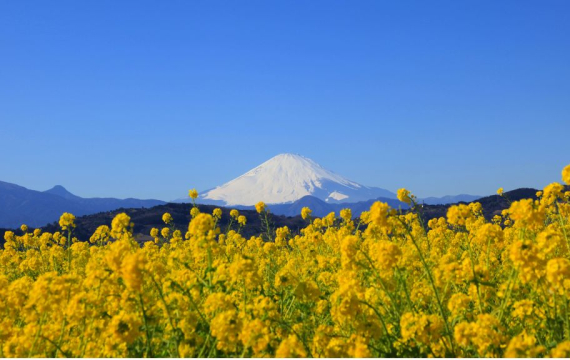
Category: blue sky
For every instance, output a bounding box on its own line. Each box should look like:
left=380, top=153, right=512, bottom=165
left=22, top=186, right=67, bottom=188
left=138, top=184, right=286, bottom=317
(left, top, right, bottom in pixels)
left=1, top=0, right=569, bottom=201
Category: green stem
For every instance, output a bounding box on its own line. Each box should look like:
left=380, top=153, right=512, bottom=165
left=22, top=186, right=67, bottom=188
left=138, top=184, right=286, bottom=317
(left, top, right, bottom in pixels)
left=138, top=294, right=154, bottom=357
left=398, top=217, right=455, bottom=355
left=150, top=276, right=181, bottom=357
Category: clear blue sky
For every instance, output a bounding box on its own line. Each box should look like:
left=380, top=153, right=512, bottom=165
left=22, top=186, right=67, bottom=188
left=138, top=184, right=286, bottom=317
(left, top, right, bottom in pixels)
left=1, top=0, right=569, bottom=201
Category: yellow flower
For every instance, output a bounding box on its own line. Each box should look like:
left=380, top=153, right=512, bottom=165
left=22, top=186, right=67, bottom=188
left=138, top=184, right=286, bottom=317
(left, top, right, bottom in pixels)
left=162, top=212, right=173, bottom=224
left=239, top=319, right=271, bottom=354
left=187, top=213, right=215, bottom=237
left=213, top=208, right=222, bottom=219
left=255, top=201, right=266, bottom=214
left=238, top=215, right=247, bottom=226
left=59, top=212, right=76, bottom=230
left=188, top=189, right=198, bottom=199
left=454, top=314, right=506, bottom=356
left=275, top=334, right=307, bottom=358
left=397, top=188, right=412, bottom=204
left=448, top=293, right=471, bottom=317
left=509, top=239, right=544, bottom=283
left=368, top=201, right=390, bottom=229
left=90, top=225, right=110, bottom=244
left=542, top=182, right=564, bottom=205
left=340, top=208, right=352, bottom=222
left=3, top=230, right=15, bottom=243
left=109, top=311, right=142, bottom=344
left=562, top=164, right=570, bottom=185
left=504, top=331, right=545, bottom=358
left=546, top=258, right=570, bottom=295
left=447, top=204, right=473, bottom=227
left=111, top=213, right=132, bottom=238
left=301, top=207, right=312, bottom=220
left=210, top=310, right=242, bottom=352
left=497, top=187, right=504, bottom=196
left=511, top=299, right=535, bottom=320
left=20, top=224, right=28, bottom=233
left=230, top=209, right=239, bottom=219
left=372, top=240, right=401, bottom=271
left=551, top=341, right=570, bottom=358
left=121, top=252, right=146, bottom=292
left=508, top=199, right=545, bottom=228
left=400, top=312, right=443, bottom=345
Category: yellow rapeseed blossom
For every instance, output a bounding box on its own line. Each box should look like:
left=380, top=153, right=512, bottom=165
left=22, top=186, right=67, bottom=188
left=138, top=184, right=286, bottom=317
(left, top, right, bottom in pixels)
left=90, top=225, right=110, bottom=245
left=59, top=212, right=76, bottom=230
left=110, top=213, right=131, bottom=238
left=301, top=207, right=312, bottom=220
left=546, top=258, right=570, bottom=295
left=504, top=331, right=545, bottom=358
left=0, top=163, right=569, bottom=357
left=255, top=201, right=266, bottom=214
left=187, top=213, right=215, bottom=237
left=551, top=341, right=570, bottom=358
left=397, top=188, right=412, bottom=204
left=275, top=334, right=307, bottom=358
left=340, top=208, right=352, bottom=222
left=162, top=212, right=173, bottom=224
left=562, top=164, right=570, bottom=185
left=368, top=201, right=390, bottom=231
left=188, top=189, right=198, bottom=199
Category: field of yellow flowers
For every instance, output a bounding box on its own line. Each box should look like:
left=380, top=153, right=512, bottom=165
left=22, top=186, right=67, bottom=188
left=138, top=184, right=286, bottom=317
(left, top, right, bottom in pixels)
left=1, top=165, right=570, bottom=358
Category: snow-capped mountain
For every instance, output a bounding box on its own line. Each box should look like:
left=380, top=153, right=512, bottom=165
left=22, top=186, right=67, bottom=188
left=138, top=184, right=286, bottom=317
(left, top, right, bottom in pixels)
left=193, top=153, right=396, bottom=206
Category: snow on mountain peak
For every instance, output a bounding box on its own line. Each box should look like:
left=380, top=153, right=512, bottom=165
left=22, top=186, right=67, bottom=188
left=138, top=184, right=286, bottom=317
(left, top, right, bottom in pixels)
left=200, top=153, right=396, bottom=206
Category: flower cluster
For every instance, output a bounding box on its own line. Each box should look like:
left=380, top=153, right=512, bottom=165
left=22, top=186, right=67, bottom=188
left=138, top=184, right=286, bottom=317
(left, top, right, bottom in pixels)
left=0, top=165, right=569, bottom=357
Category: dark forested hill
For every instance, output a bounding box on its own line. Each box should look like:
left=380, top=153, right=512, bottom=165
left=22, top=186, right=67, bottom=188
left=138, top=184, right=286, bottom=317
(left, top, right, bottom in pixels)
left=2, top=187, right=562, bottom=245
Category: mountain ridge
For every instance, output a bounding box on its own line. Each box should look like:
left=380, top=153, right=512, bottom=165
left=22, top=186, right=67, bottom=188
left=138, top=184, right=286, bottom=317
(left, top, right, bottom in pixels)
left=0, top=181, right=165, bottom=228
left=1, top=187, right=544, bottom=245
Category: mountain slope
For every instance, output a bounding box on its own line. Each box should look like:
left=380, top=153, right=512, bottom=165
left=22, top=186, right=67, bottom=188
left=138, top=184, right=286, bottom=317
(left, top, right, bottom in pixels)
left=195, top=153, right=396, bottom=206
left=0, top=181, right=165, bottom=228
left=421, top=194, right=482, bottom=205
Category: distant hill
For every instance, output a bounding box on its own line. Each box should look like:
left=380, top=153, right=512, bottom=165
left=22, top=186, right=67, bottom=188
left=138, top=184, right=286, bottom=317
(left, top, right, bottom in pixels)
left=420, top=194, right=482, bottom=205
left=419, top=188, right=544, bottom=222
left=0, top=181, right=165, bottom=228
left=1, top=187, right=546, bottom=245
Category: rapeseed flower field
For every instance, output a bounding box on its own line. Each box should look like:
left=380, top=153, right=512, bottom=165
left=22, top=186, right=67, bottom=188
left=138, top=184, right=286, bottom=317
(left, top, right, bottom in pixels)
left=1, top=165, right=570, bottom=357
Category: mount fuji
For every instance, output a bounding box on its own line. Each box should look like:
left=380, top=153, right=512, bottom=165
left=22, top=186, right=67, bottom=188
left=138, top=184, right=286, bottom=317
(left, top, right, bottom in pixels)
left=191, top=153, right=397, bottom=206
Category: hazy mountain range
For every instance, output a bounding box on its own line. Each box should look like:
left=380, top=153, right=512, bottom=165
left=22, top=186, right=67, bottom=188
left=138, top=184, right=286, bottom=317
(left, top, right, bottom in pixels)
left=0, top=181, right=164, bottom=228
